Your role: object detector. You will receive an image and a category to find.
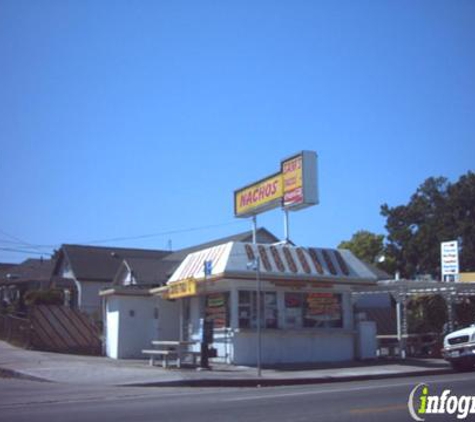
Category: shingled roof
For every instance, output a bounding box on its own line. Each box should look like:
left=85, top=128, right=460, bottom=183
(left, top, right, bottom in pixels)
left=113, top=257, right=166, bottom=286
left=0, top=263, right=19, bottom=280
left=53, top=245, right=171, bottom=282
left=0, top=259, right=53, bottom=285
left=158, top=227, right=280, bottom=281
left=55, top=228, right=281, bottom=285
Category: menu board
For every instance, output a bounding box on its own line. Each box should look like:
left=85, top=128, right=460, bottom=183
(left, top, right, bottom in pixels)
left=304, top=293, right=341, bottom=322
left=205, top=293, right=229, bottom=329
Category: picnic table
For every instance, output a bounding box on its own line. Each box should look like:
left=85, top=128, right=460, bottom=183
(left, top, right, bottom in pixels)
left=142, top=340, right=200, bottom=368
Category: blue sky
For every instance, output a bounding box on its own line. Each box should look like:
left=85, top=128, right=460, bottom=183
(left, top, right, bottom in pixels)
left=1, top=0, right=474, bottom=263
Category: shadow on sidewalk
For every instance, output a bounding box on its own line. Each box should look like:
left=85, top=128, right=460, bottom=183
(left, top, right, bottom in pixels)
left=243, top=357, right=450, bottom=372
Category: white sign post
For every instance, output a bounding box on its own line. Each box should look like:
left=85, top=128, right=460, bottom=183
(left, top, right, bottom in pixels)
left=441, top=241, right=459, bottom=282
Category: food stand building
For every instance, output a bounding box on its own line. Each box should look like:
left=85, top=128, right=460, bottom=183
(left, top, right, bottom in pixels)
left=153, top=241, right=379, bottom=365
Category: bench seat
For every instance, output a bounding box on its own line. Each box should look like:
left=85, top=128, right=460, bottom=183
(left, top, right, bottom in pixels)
left=142, top=349, right=177, bottom=368
left=142, top=349, right=201, bottom=368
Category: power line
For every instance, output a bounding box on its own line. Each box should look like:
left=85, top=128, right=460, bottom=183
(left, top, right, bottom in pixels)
left=0, top=228, right=34, bottom=246
left=0, top=247, right=52, bottom=256
left=0, top=229, right=54, bottom=251
left=0, top=220, right=249, bottom=257
left=0, top=238, right=54, bottom=250
left=80, top=220, right=248, bottom=245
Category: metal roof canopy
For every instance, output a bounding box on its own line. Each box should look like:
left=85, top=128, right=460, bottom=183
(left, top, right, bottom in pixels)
left=352, top=279, right=475, bottom=359
left=352, top=279, right=475, bottom=300
left=168, top=241, right=380, bottom=285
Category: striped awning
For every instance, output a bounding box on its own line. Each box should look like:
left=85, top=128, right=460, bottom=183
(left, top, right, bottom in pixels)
left=168, top=242, right=378, bottom=285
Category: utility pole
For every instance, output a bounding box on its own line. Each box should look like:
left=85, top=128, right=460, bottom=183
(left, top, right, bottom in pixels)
left=255, top=256, right=262, bottom=378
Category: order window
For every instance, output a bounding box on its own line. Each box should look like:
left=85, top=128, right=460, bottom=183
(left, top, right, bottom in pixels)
left=238, top=291, right=278, bottom=329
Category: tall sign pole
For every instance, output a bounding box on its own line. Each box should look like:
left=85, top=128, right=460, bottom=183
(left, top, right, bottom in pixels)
left=441, top=241, right=459, bottom=282
left=255, top=256, right=262, bottom=377
left=234, top=151, right=318, bottom=374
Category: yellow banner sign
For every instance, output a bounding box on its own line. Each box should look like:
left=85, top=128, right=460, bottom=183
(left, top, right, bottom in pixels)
left=234, top=173, right=283, bottom=218
left=167, top=278, right=197, bottom=299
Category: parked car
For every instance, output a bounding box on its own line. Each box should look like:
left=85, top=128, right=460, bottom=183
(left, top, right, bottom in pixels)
left=442, top=325, right=475, bottom=371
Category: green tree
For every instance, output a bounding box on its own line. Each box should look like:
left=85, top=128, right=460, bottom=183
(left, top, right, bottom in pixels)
left=381, top=172, right=475, bottom=279
left=445, top=172, right=475, bottom=272
left=407, top=295, right=447, bottom=334
left=338, top=230, right=386, bottom=265
left=339, top=231, right=397, bottom=274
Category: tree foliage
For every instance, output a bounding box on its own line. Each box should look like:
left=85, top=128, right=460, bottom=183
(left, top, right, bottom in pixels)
left=338, top=230, right=384, bottom=264
left=338, top=230, right=397, bottom=274
left=381, top=172, right=475, bottom=279
left=407, top=295, right=447, bottom=334
left=24, top=289, right=64, bottom=306
left=340, top=172, right=475, bottom=280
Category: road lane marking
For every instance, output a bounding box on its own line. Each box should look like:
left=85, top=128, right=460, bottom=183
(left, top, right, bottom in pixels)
left=349, top=404, right=407, bottom=414
left=224, top=383, right=409, bottom=402
left=222, top=375, right=475, bottom=403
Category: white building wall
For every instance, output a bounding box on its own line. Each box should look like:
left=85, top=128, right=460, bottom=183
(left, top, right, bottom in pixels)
left=188, top=296, right=202, bottom=344
left=116, top=296, right=158, bottom=359
left=356, top=320, right=377, bottom=360
left=105, top=297, right=120, bottom=359
left=179, top=285, right=357, bottom=365
left=105, top=295, right=180, bottom=359
left=232, top=330, right=354, bottom=365
left=156, top=297, right=180, bottom=341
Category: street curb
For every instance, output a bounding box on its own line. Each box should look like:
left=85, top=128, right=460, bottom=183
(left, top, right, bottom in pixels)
left=121, top=368, right=454, bottom=388
left=0, top=367, right=52, bottom=383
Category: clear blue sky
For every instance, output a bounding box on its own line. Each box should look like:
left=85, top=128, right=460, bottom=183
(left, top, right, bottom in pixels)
left=1, top=0, right=474, bottom=263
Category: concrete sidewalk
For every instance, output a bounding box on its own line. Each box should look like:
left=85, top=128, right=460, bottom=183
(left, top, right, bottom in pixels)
left=0, top=340, right=453, bottom=387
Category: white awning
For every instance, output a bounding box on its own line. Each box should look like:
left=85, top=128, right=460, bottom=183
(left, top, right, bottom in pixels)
left=168, top=242, right=378, bottom=285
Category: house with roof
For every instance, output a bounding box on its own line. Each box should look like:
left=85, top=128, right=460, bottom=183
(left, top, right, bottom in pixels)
left=51, top=245, right=171, bottom=322
left=0, top=259, right=54, bottom=315
left=99, top=257, right=178, bottom=359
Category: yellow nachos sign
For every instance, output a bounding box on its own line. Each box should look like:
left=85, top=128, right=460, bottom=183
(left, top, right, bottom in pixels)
left=234, top=173, right=283, bottom=218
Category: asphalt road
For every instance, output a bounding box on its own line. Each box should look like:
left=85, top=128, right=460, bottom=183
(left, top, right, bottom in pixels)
left=1, top=373, right=474, bottom=422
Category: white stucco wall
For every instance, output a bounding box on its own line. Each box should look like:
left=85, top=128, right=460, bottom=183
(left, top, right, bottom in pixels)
left=179, top=283, right=357, bottom=365
left=356, top=320, right=377, bottom=360
left=105, top=295, right=180, bottom=359
left=105, top=297, right=120, bottom=359
left=232, top=330, right=354, bottom=365
left=156, top=297, right=180, bottom=341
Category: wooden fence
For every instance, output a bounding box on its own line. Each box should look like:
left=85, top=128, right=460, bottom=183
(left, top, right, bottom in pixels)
left=0, top=314, right=32, bottom=349
left=0, top=306, right=102, bottom=355
left=29, top=305, right=102, bottom=355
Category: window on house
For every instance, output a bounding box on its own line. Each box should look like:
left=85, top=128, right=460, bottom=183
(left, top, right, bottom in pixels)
left=238, top=291, right=252, bottom=328
left=238, top=291, right=278, bottom=329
